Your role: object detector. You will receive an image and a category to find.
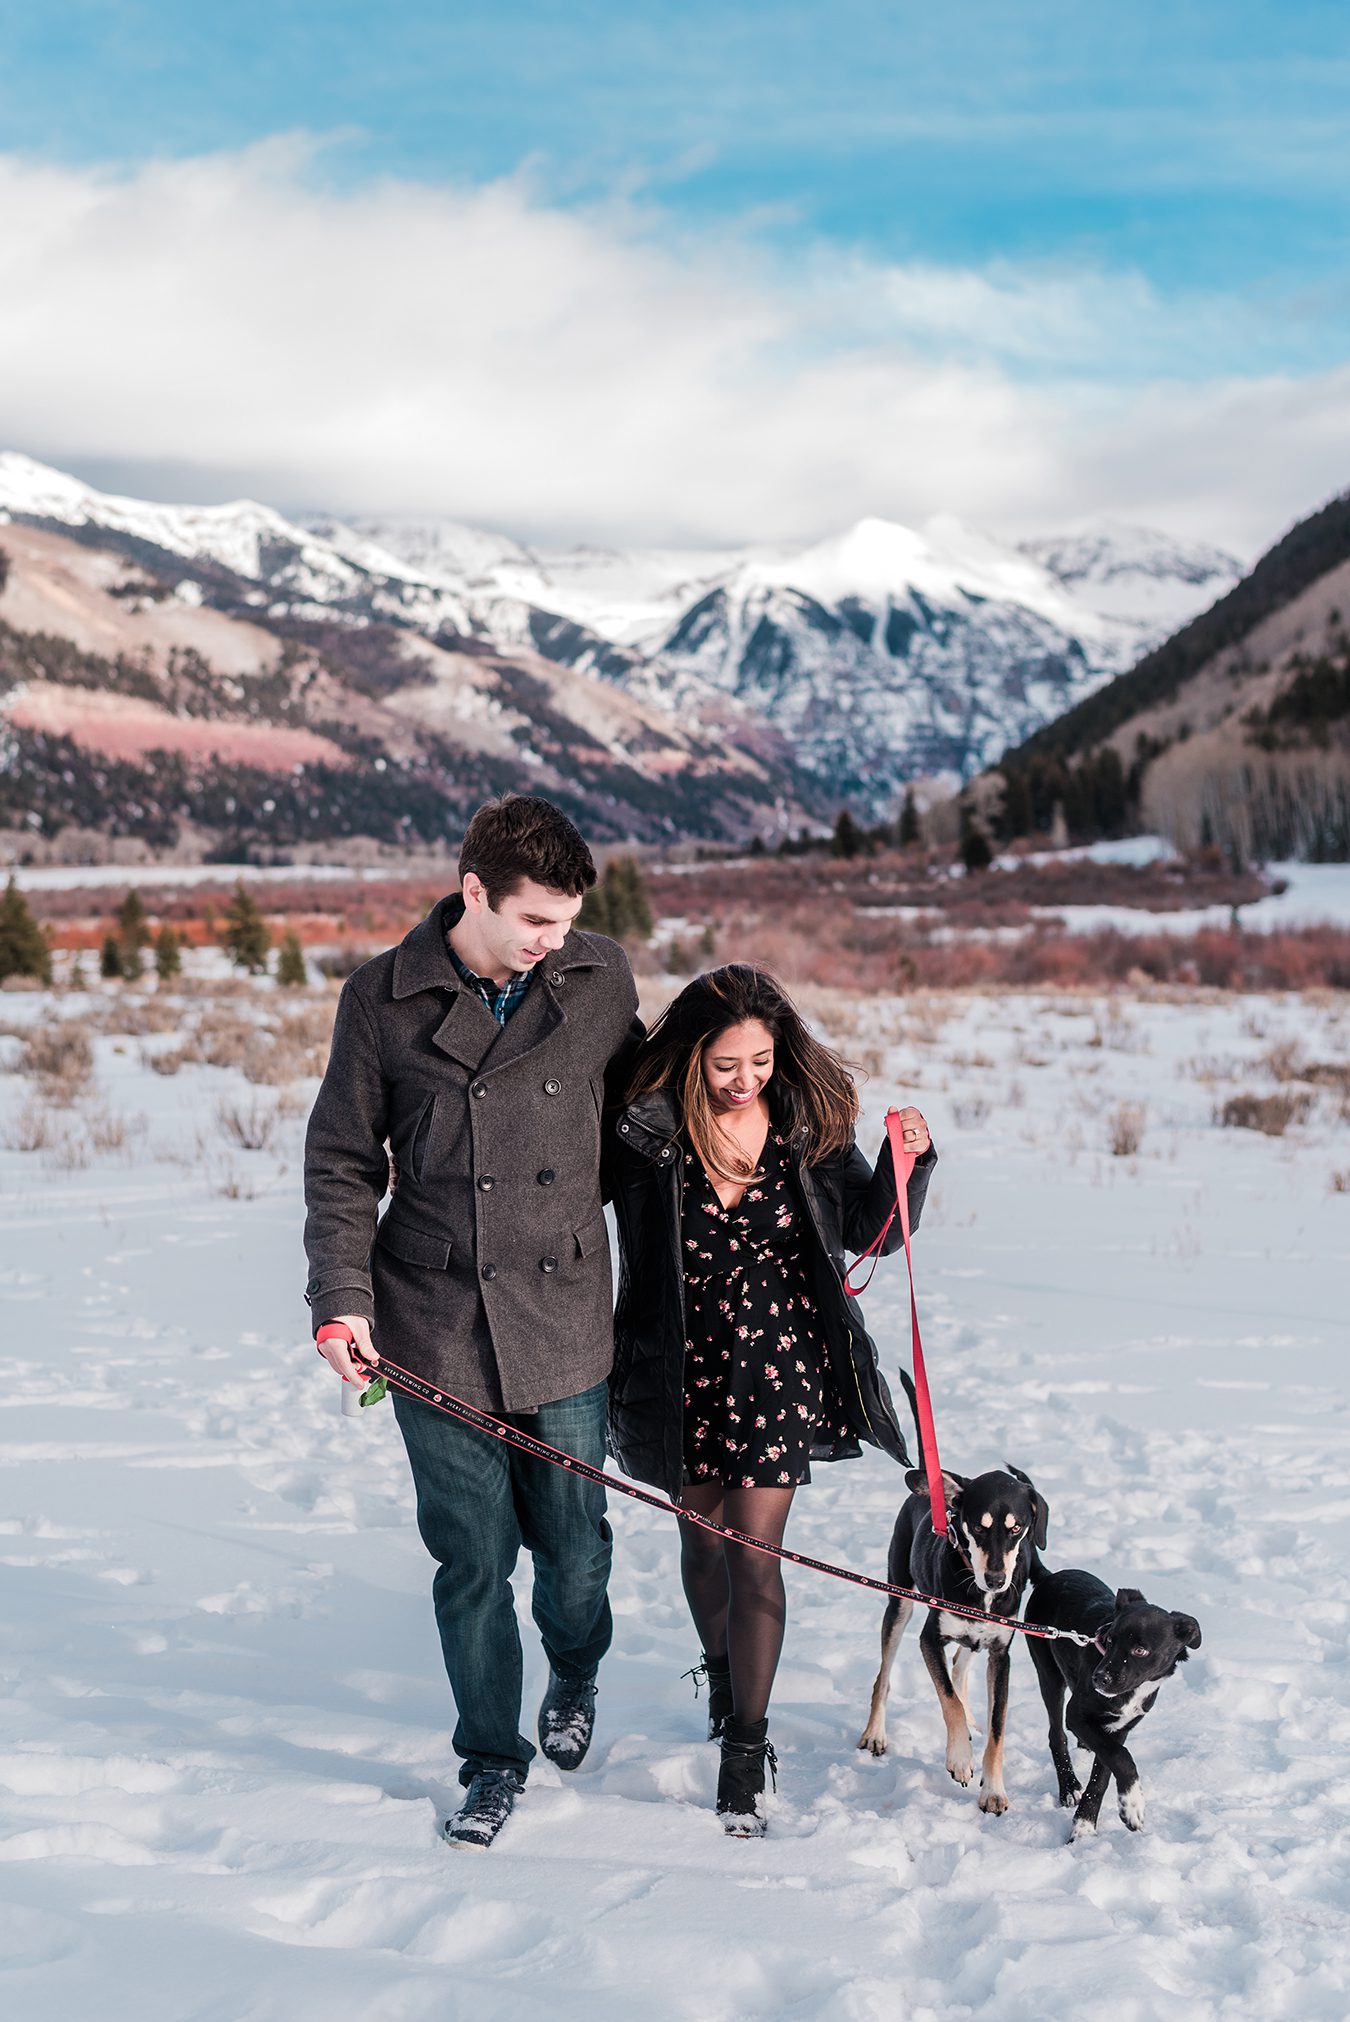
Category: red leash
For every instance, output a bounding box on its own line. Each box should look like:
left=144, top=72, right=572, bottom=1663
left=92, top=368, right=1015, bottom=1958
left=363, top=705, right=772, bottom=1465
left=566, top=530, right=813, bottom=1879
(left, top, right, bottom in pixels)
left=313, top=1327, right=1088, bottom=1646
left=842, top=1108, right=948, bottom=1538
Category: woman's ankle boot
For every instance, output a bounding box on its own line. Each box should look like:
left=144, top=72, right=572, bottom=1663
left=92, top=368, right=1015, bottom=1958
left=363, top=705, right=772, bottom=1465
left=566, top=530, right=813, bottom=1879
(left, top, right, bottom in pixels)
left=716, top=1716, right=777, bottom=1837
left=703, top=1653, right=733, bottom=1740
left=685, top=1652, right=734, bottom=1740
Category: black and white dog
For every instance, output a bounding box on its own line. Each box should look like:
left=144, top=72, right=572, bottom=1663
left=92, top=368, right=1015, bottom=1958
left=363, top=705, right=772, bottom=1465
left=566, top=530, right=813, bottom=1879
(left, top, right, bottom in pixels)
left=1024, top=1569, right=1202, bottom=1838
left=857, top=1459, right=1049, bottom=1815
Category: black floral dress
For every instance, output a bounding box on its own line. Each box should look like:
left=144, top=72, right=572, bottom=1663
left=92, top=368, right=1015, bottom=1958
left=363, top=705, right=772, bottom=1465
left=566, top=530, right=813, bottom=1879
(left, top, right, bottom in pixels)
left=681, top=1128, right=853, bottom=1488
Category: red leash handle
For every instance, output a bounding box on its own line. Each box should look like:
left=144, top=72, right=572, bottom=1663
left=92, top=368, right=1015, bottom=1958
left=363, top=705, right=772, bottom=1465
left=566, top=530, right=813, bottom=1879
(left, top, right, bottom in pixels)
left=316, top=1321, right=365, bottom=1372
left=842, top=1109, right=948, bottom=1538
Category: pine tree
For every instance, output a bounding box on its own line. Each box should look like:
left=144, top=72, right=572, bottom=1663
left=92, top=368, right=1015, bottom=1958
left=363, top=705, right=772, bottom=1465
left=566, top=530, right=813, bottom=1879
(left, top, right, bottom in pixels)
left=577, top=884, right=611, bottom=933
left=897, top=788, right=922, bottom=848
left=99, top=934, right=123, bottom=980
left=276, top=928, right=308, bottom=987
left=831, top=809, right=863, bottom=859
left=0, top=878, right=52, bottom=984
left=603, top=856, right=653, bottom=940
left=699, top=922, right=716, bottom=959
left=599, top=863, right=632, bottom=938
left=68, top=951, right=88, bottom=991
left=958, top=796, right=994, bottom=873
left=115, top=888, right=150, bottom=979
left=1000, top=768, right=1033, bottom=840
left=154, top=925, right=182, bottom=980
left=220, top=881, right=272, bottom=974
left=961, top=823, right=993, bottom=874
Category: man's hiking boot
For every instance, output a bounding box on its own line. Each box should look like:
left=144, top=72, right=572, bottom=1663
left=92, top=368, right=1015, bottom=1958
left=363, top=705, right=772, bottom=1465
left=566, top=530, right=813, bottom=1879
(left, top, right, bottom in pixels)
left=685, top=1652, right=734, bottom=1740
left=443, top=1768, right=522, bottom=1849
left=538, top=1668, right=597, bottom=1771
left=716, top=1716, right=777, bottom=1837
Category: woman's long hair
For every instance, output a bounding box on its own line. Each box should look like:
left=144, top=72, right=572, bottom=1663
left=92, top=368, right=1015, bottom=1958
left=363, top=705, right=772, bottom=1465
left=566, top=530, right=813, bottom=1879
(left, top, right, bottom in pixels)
left=627, top=964, right=858, bottom=1183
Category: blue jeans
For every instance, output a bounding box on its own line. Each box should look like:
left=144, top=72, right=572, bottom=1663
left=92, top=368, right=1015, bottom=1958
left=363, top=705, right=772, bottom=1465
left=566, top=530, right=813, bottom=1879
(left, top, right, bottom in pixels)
left=392, top=1380, right=613, bottom=1785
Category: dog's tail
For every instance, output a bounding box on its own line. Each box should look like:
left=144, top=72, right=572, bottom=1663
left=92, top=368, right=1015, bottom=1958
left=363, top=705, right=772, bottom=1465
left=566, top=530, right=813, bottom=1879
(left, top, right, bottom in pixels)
left=1027, top=1547, right=1054, bottom=1589
left=897, top=1366, right=925, bottom=1473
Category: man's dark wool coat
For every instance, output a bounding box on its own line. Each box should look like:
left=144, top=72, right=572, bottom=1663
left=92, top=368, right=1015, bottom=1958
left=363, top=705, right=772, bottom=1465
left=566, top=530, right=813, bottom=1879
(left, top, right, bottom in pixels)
left=303, top=898, right=641, bottom=1411
left=608, top=1086, right=937, bottom=1497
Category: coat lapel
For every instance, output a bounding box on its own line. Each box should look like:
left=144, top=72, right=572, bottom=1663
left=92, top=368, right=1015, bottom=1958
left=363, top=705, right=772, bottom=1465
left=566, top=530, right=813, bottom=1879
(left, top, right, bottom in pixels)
left=429, top=988, right=500, bottom=1069
left=480, top=974, right=564, bottom=1077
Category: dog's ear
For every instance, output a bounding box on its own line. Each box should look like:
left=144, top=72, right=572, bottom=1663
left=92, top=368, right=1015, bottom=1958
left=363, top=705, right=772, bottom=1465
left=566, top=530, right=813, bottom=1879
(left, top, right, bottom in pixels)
left=1114, top=1587, right=1146, bottom=1612
left=1005, top=1465, right=1050, bottom=1551
left=1171, top=1613, right=1202, bottom=1651
left=904, top=1468, right=967, bottom=1503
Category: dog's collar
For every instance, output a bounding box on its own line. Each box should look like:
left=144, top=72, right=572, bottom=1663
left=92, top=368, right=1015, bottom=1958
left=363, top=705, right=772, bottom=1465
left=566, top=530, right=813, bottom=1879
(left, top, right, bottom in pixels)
left=944, top=1523, right=973, bottom=1572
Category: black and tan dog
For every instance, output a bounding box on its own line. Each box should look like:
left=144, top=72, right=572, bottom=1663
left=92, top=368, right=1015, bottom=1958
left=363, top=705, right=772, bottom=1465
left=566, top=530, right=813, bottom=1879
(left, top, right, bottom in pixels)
left=857, top=1458, right=1049, bottom=1815
left=1024, top=1570, right=1202, bottom=1838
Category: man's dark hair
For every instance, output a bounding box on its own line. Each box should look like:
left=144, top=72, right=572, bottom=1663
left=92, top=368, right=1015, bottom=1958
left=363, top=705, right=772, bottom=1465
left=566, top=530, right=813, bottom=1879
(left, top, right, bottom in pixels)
left=458, top=795, right=597, bottom=908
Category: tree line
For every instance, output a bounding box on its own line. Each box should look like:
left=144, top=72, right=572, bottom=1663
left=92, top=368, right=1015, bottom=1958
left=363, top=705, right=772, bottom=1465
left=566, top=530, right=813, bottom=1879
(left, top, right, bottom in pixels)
left=0, top=879, right=309, bottom=988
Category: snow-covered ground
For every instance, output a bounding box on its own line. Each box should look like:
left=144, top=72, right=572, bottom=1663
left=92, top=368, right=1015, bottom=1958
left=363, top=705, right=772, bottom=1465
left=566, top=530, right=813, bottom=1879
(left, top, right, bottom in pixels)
left=1030, top=862, right=1350, bottom=936
left=3, top=863, right=436, bottom=892
left=0, top=981, right=1347, bottom=2020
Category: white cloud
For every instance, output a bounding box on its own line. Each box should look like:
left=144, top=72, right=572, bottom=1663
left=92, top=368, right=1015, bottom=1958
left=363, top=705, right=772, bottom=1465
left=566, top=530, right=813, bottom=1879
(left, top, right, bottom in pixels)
left=0, top=139, right=1345, bottom=557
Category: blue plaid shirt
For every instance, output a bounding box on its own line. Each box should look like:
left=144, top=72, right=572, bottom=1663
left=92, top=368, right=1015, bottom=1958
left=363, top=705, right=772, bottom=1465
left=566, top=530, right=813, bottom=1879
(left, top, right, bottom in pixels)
left=445, top=934, right=532, bottom=1026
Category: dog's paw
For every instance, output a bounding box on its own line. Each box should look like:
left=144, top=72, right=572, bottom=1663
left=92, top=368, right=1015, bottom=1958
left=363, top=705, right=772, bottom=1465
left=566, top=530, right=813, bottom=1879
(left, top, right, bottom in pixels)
left=857, top=1729, right=888, bottom=1757
left=978, top=1788, right=1008, bottom=1816
left=946, top=1754, right=974, bottom=1787
left=1058, top=1782, right=1083, bottom=1809
left=1118, top=1786, right=1145, bottom=1831
left=1070, top=1814, right=1097, bottom=1842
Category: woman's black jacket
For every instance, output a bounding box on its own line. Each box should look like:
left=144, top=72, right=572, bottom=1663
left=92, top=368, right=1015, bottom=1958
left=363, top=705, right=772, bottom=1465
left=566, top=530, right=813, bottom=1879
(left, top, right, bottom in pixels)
left=607, top=1087, right=937, bottom=1497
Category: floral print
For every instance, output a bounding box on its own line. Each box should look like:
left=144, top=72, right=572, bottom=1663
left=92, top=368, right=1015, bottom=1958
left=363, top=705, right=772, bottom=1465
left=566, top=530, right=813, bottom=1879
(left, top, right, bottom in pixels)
left=682, top=1128, right=852, bottom=1488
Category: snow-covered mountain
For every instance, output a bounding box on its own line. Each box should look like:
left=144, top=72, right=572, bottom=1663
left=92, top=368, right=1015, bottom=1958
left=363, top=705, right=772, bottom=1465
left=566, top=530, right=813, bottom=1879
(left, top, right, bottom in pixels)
left=1021, top=522, right=1244, bottom=638
left=0, top=452, right=1241, bottom=818
left=611, top=516, right=1201, bottom=801
left=341, top=505, right=1242, bottom=803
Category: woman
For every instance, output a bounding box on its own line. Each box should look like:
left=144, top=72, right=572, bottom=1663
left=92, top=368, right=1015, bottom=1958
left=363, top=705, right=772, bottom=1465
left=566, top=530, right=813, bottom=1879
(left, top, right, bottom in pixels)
left=609, top=964, right=935, bottom=1835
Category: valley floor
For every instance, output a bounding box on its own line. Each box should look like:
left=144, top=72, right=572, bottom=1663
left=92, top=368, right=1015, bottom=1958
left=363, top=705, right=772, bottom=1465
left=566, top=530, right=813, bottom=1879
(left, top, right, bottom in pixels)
left=0, top=983, right=1347, bottom=2021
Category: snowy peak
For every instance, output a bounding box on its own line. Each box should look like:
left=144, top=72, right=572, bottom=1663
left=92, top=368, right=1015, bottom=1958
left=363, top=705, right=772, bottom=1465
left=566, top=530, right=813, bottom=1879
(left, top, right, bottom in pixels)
left=1024, top=520, right=1241, bottom=589
left=0, top=450, right=303, bottom=581
left=1021, top=522, right=1242, bottom=632
left=0, top=451, right=479, bottom=631
left=323, top=514, right=543, bottom=594
left=740, top=513, right=1091, bottom=636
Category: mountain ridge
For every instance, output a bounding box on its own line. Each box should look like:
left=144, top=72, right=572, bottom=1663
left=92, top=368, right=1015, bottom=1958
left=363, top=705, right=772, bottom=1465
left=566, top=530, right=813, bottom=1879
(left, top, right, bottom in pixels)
left=0, top=451, right=1242, bottom=836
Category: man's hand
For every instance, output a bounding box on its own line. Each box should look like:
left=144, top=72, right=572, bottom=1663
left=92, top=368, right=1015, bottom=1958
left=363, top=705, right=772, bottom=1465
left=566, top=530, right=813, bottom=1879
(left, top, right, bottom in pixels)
left=316, top=1315, right=379, bottom=1386
left=892, top=1106, right=932, bottom=1158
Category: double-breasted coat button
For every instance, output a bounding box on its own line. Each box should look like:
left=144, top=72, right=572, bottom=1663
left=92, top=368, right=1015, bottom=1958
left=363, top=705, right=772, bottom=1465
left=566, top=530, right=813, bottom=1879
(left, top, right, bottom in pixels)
left=540, top=1256, right=558, bottom=1272
left=481, top=1263, right=497, bottom=1281
left=478, top=1175, right=495, bottom=1191
left=547, top=970, right=563, bottom=986
left=543, top=1077, right=561, bottom=1097
left=471, top=1081, right=487, bottom=1099
left=537, top=1169, right=555, bottom=1185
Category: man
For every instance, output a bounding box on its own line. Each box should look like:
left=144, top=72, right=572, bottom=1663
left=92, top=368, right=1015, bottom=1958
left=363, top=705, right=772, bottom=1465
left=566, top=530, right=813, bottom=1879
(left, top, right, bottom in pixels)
left=304, top=795, right=642, bottom=1848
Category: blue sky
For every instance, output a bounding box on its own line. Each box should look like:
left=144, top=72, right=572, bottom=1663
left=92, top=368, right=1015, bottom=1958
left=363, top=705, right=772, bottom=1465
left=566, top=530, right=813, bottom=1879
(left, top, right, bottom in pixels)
left=1, top=2, right=1348, bottom=547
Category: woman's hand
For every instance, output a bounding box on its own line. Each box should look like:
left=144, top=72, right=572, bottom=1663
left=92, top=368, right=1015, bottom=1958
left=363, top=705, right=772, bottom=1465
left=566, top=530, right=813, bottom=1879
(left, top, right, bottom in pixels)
left=891, top=1105, right=931, bottom=1158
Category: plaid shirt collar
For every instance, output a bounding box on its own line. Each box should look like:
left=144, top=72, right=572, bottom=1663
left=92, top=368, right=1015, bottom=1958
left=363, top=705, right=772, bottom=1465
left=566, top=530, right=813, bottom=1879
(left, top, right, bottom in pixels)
left=444, top=896, right=532, bottom=1026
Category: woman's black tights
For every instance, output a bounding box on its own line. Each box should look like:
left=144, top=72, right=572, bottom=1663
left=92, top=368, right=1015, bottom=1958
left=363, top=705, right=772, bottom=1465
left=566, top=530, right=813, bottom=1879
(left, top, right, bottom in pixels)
left=677, top=1483, right=796, bottom=1726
